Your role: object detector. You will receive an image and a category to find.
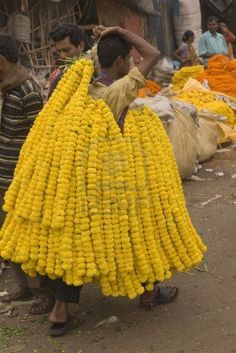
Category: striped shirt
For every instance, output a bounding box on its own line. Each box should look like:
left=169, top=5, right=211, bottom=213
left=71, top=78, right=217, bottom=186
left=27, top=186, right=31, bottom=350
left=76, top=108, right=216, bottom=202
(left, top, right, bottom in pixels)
left=0, top=79, right=43, bottom=191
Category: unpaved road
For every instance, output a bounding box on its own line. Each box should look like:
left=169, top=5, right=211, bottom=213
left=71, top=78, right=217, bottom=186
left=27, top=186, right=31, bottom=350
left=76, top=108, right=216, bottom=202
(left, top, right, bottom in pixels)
left=0, top=147, right=236, bottom=353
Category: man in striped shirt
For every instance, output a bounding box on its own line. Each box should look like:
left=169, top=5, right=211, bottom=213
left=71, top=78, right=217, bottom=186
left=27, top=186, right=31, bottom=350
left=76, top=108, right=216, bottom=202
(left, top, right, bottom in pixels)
left=0, top=34, right=55, bottom=312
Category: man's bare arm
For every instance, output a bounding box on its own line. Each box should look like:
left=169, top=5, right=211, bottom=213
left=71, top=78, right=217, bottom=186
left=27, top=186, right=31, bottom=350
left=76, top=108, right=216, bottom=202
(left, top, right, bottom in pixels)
left=94, top=25, right=160, bottom=77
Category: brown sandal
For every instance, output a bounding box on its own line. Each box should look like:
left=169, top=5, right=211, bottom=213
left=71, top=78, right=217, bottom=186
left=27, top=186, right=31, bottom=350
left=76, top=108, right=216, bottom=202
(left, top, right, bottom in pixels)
left=140, top=285, right=179, bottom=310
left=29, top=297, right=55, bottom=315
left=49, top=315, right=81, bottom=337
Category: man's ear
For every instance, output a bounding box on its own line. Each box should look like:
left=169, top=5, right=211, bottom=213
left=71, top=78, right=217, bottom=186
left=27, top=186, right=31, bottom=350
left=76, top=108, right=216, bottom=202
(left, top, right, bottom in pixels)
left=115, top=55, right=123, bottom=66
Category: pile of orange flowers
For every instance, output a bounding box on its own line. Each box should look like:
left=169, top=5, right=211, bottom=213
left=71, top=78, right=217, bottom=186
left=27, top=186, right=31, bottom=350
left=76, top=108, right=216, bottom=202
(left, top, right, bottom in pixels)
left=197, top=55, right=236, bottom=98
left=138, top=80, right=161, bottom=97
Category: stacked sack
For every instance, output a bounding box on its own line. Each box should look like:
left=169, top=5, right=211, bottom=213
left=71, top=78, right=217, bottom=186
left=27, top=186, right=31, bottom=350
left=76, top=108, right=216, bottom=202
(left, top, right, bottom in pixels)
left=0, top=59, right=206, bottom=299
left=165, top=105, right=199, bottom=177
left=196, top=118, right=218, bottom=163
left=174, top=90, right=233, bottom=160
left=133, top=95, right=199, bottom=178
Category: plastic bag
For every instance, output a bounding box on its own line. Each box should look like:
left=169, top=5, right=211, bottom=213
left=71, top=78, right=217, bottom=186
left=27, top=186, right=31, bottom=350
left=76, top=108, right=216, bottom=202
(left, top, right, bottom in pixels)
left=215, top=121, right=236, bottom=143
left=149, top=59, right=175, bottom=86
left=156, top=57, right=174, bottom=72
left=133, top=96, right=175, bottom=124
left=182, top=78, right=208, bottom=92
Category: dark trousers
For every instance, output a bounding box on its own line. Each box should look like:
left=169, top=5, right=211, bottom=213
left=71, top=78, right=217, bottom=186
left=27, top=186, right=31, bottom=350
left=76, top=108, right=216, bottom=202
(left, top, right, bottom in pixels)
left=54, top=279, right=82, bottom=303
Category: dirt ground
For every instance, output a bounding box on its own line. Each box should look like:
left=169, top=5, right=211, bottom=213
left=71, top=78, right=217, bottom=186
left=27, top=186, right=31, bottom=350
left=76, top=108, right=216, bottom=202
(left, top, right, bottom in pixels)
left=0, top=147, right=236, bottom=353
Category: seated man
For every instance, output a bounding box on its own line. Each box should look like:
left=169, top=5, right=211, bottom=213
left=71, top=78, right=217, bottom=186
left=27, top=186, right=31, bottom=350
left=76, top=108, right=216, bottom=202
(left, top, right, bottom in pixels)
left=198, top=16, right=228, bottom=67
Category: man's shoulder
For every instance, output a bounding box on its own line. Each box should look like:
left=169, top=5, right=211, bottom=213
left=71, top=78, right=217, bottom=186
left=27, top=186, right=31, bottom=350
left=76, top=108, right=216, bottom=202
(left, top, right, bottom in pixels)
left=201, top=31, right=210, bottom=38
left=201, top=31, right=224, bottom=39
left=4, top=76, right=40, bottom=100
left=216, top=32, right=225, bottom=39
left=18, top=78, right=41, bottom=96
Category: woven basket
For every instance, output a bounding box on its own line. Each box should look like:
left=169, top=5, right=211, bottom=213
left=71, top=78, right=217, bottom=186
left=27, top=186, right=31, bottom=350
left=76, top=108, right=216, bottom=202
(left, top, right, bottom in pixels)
left=7, top=12, right=31, bottom=43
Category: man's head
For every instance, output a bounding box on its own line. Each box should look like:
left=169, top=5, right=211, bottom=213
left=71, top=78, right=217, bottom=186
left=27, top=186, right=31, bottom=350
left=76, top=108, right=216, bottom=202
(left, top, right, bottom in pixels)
left=50, top=23, right=85, bottom=61
left=0, top=34, right=19, bottom=80
left=207, top=16, right=219, bottom=34
left=97, top=34, right=132, bottom=79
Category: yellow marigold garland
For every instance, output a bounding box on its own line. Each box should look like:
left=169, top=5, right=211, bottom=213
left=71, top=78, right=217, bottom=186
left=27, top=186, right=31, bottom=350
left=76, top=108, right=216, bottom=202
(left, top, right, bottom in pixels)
left=0, top=58, right=207, bottom=299
left=4, top=61, right=84, bottom=215
left=175, top=90, right=236, bottom=126
left=172, top=66, right=204, bottom=91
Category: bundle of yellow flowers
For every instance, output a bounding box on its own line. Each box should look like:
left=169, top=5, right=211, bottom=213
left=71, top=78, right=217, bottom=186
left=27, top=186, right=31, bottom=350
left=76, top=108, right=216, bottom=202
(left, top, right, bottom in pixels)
left=172, top=66, right=204, bottom=92
left=0, top=58, right=206, bottom=299
left=175, top=90, right=236, bottom=126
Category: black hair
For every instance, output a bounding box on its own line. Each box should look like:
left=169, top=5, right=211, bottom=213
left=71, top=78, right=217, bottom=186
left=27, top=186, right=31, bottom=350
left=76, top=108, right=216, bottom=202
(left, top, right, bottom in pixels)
left=97, top=34, right=132, bottom=68
left=50, top=23, right=85, bottom=47
left=0, top=33, right=19, bottom=63
left=182, top=30, right=194, bottom=42
left=207, top=16, right=219, bottom=24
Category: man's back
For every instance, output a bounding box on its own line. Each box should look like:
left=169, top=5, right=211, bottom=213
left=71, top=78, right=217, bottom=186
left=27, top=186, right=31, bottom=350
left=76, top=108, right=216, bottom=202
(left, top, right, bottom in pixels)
left=89, top=67, right=146, bottom=121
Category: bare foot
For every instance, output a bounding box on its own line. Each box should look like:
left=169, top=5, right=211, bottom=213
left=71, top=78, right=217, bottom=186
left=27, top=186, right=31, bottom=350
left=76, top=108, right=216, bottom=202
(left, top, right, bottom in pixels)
left=49, top=300, right=68, bottom=323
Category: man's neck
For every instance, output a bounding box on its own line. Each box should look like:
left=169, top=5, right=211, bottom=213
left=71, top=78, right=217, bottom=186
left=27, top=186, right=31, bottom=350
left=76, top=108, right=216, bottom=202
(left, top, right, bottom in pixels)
left=101, top=67, right=119, bottom=81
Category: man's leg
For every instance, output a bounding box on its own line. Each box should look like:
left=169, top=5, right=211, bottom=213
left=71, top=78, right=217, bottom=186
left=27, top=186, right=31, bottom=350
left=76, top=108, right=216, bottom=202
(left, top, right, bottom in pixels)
left=48, top=280, right=82, bottom=336
left=49, top=279, right=82, bottom=322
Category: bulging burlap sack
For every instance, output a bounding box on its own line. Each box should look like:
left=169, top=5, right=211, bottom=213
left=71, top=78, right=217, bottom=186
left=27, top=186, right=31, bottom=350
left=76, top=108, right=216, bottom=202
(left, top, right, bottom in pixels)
left=196, top=118, right=218, bottom=162
left=166, top=107, right=198, bottom=179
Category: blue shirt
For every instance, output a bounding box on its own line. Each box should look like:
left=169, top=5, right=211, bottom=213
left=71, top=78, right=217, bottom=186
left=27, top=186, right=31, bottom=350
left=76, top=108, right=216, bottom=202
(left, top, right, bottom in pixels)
left=198, top=31, right=228, bottom=66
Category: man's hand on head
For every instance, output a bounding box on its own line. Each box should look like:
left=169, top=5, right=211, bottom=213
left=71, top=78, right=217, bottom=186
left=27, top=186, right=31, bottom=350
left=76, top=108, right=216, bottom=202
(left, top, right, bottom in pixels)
left=93, top=25, right=120, bottom=41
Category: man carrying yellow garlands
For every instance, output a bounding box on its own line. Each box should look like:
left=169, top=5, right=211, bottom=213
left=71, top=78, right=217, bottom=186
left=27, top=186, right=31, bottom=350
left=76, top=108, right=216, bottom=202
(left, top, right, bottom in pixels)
left=0, top=26, right=206, bottom=336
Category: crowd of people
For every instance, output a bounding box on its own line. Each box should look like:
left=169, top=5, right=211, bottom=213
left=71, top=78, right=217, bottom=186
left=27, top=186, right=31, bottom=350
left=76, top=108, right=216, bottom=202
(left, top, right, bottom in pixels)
left=0, top=17, right=216, bottom=338
left=174, top=16, right=236, bottom=68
